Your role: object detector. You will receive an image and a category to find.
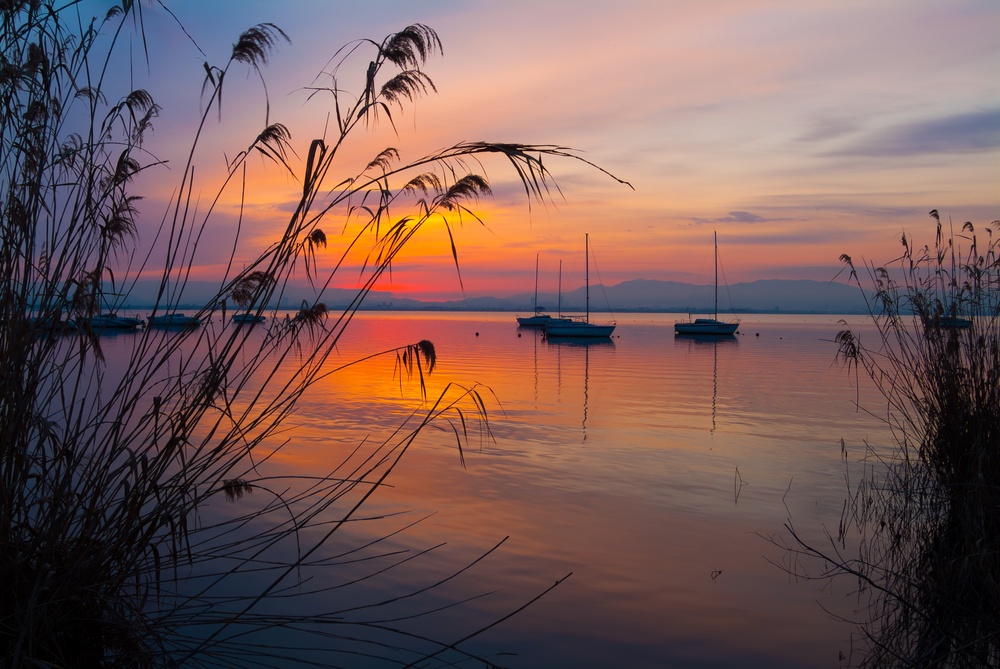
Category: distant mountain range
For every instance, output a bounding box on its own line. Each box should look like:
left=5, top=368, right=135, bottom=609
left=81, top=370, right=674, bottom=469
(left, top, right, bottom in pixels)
left=123, top=278, right=869, bottom=314
left=428, top=278, right=868, bottom=314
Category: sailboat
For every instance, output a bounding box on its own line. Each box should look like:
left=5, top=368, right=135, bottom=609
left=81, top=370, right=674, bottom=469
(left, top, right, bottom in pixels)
left=675, top=231, right=740, bottom=336
left=69, top=292, right=144, bottom=331
left=939, top=315, right=972, bottom=330
left=544, top=234, right=616, bottom=338
left=232, top=312, right=266, bottom=325
left=75, top=312, right=144, bottom=331
left=517, top=254, right=569, bottom=327
left=147, top=312, right=201, bottom=328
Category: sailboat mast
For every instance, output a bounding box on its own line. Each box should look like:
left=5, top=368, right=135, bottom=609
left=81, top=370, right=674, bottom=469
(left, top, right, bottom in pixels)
left=585, top=233, right=590, bottom=323
left=533, top=253, right=539, bottom=314
left=558, top=260, right=563, bottom=317
left=714, top=230, right=718, bottom=319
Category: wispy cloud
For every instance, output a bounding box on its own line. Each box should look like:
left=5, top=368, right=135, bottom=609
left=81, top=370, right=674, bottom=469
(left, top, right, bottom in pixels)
left=833, top=108, right=1000, bottom=157
left=691, top=211, right=791, bottom=225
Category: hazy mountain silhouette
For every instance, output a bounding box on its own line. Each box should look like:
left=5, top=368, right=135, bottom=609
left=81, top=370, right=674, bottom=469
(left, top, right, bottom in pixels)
left=451, top=278, right=867, bottom=314
left=123, top=278, right=866, bottom=314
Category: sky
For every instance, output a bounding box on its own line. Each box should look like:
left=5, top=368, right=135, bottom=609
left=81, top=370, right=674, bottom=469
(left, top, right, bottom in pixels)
left=107, top=0, right=998, bottom=300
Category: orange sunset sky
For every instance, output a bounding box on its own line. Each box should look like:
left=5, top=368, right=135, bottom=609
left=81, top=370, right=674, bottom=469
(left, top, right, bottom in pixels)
left=116, top=0, right=998, bottom=301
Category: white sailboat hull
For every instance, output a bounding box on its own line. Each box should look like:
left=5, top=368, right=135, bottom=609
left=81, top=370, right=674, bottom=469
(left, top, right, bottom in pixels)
left=148, top=313, right=201, bottom=328
left=674, top=318, right=739, bottom=335
left=545, top=320, right=615, bottom=337
left=73, top=313, right=144, bottom=330
left=233, top=313, right=266, bottom=324
left=518, top=314, right=570, bottom=327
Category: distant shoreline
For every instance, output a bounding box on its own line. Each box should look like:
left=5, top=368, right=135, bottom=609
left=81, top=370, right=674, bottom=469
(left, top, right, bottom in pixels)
left=120, top=304, right=871, bottom=316
left=119, top=278, right=872, bottom=316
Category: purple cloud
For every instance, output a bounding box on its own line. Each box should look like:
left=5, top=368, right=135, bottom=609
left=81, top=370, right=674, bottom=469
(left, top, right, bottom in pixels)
left=692, top=211, right=788, bottom=225
left=836, top=108, right=1000, bottom=157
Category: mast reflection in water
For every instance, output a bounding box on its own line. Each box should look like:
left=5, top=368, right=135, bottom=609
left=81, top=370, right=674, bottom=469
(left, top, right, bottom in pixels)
left=543, top=334, right=615, bottom=442
left=674, top=332, right=738, bottom=434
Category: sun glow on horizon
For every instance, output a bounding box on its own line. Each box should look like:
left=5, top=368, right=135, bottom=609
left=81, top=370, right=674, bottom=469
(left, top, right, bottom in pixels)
left=117, top=0, right=996, bottom=302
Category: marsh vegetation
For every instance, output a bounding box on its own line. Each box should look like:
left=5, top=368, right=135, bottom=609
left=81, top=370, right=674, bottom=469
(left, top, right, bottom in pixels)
left=0, top=3, right=625, bottom=666
left=782, top=211, right=1000, bottom=667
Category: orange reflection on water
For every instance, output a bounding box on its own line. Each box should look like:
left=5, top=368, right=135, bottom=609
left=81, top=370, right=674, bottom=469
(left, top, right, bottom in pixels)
left=263, top=312, right=884, bottom=667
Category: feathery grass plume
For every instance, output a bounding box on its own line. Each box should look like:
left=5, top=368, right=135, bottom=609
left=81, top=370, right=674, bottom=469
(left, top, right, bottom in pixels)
left=229, top=270, right=274, bottom=308
left=231, top=23, right=289, bottom=67
left=777, top=211, right=1000, bottom=668
left=252, top=122, right=294, bottom=173
left=292, top=300, right=328, bottom=332
left=355, top=23, right=442, bottom=129
left=366, top=146, right=400, bottom=174
left=1, top=6, right=627, bottom=667
left=393, top=339, right=437, bottom=399
left=222, top=478, right=254, bottom=502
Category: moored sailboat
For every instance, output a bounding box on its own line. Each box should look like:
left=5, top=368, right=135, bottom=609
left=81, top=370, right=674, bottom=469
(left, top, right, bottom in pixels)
left=147, top=312, right=201, bottom=328
left=675, top=231, right=740, bottom=336
left=232, top=313, right=266, bottom=325
left=544, top=234, right=615, bottom=338
left=71, top=312, right=144, bottom=331
left=517, top=254, right=569, bottom=327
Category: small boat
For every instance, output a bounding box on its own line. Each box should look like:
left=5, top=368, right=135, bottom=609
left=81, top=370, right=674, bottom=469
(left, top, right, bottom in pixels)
left=517, top=255, right=570, bottom=327
left=675, top=317, right=739, bottom=336
left=517, top=313, right=569, bottom=327
left=939, top=315, right=972, bottom=330
left=73, top=312, right=145, bottom=331
left=545, top=320, right=616, bottom=337
left=544, top=234, right=615, bottom=338
left=232, top=313, right=266, bottom=325
left=675, top=232, right=740, bottom=336
left=147, top=313, right=201, bottom=328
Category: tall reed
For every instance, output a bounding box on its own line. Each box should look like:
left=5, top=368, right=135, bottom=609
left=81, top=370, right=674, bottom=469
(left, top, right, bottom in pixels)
left=782, top=211, right=999, bottom=667
left=0, top=4, right=627, bottom=666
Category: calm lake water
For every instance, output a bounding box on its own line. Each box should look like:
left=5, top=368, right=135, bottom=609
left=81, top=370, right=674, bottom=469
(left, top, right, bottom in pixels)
left=104, top=311, right=891, bottom=667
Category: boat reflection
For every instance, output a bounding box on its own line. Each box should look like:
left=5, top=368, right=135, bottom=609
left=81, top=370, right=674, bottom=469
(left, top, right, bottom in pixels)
left=544, top=335, right=616, bottom=348
left=546, top=336, right=614, bottom=442
left=673, top=332, right=738, bottom=345
left=675, top=332, right=737, bottom=433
